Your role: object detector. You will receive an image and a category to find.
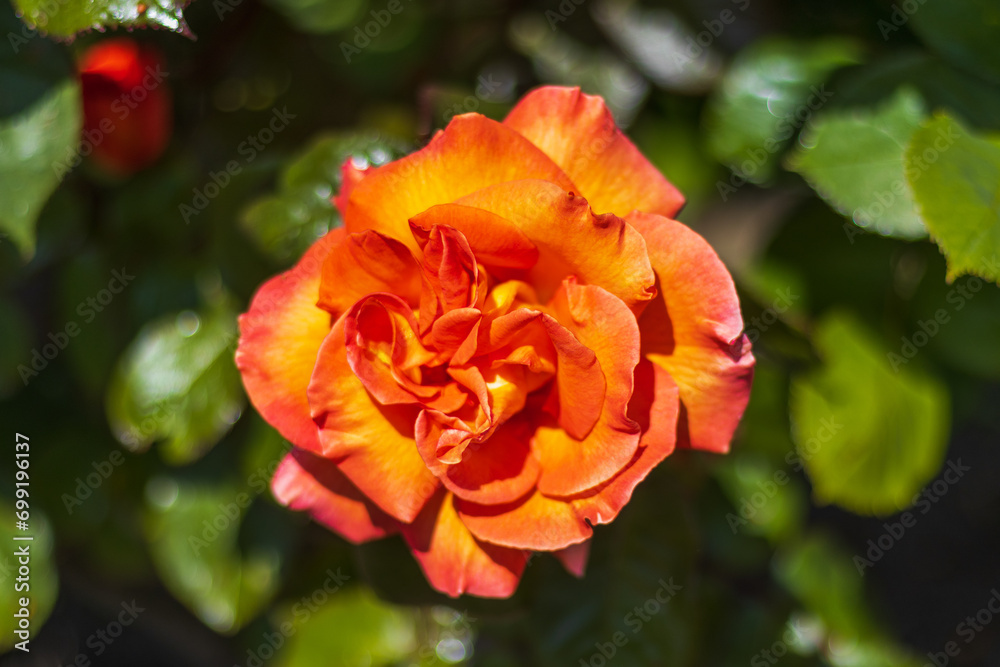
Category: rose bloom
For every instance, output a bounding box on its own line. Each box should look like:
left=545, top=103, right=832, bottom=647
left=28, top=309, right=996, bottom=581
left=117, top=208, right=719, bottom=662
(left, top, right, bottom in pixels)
left=79, top=38, right=171, bottom=176
left=237, top=86, right=754, bottom=598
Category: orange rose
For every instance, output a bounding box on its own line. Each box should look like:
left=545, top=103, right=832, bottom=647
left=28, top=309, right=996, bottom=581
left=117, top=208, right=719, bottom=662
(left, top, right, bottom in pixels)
left=237, top=86, right=754, bottom=598
left=79, top=39, right=171, bottom=176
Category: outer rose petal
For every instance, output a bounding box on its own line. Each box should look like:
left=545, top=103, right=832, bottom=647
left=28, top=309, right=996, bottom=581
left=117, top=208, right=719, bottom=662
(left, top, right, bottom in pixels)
left=627, top=212, right=754, bottom=454
left=343, top=114, right=576, bottom=248
left=456, top=181, right=656, bottom=311
left=504, top=86, right=684, bottom=219
left=533, top=279, right=642, bottom=497
left=402, top=490, right=529, bottom=598
left=236, top=230, right=342, bottom=452
left=272, top=449, right=397, bottom=543
left=455, top=490, right=592, bottom=551
left=570, top=359, right=680, bottom=526
left=554, top=541, right=590, bottom=578
left=308, top=317, right=439, bottom=523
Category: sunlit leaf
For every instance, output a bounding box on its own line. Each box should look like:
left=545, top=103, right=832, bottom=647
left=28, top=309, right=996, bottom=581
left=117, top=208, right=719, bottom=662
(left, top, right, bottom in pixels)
left=13, top=0, right=192, bottom=39
left=705, top=37, right=862, bottom=182
left=0, top=79, right=80, bottom=258
left=144, top=480, right=284, bottom=634
left=106, top=296, right=245, bottom=464
left=789, top=312, right=950, bottom=516
left=906, top=113, right=1000, bottom=284
left=789, top=87, right=927, bottom=239
left=276, top=587, right=419, bottom=667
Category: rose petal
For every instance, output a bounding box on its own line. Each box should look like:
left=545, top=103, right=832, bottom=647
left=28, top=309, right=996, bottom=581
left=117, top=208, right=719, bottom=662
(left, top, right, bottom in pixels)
left=455, top=490, right=592, bottom=551
left=333, top=156, right=375, bottom=215
left=236, top=230, right=342, bottom=452
left=415, top=225, right=480, bottom=332
left=533, top=279, right=642, bottom=497
left=627, top=212, right=754, bottom=454
left=401, top=490, right=529, bottom=598
left=570, top=359, right=680, bottom=525
left=504, top=86, right=684, bottom=218
left=417, top=413, right=541, bottom=506
left=344, top=294, right=443, bottom=406
left=272, top=449, right=397, bottom=543
left=317, top=230, right=421, bottom=316
left=554, top=541, right=590, bottom=578
left=456, top=180, right=656, bottom=312
left=343, top=114, right=576, bottom=248
left=307, top=316, right=439, bottom=523
left=410, top=204, right=539, bottom=270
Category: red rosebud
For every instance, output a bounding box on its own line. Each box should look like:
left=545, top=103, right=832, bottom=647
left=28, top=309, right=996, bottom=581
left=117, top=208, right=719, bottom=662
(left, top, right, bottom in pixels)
left=79, top=38, right=171, bottom=176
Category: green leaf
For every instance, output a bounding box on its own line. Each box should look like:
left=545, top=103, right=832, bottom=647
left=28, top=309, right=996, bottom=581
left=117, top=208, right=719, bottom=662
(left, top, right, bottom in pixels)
left=775, top=533, right=925, bottom=667
left=144, top=480, right=284, bottom=633
left=774, top=533, right=876, bottom=639
left=239, top=133, right=407, bottom=263
left=0, top=506, right=57, bottom=652
left=0, top=79, right=80, bottom=258
left=789, top=312, right=950, bottom=516
left=106, top=297, right=245, bottom=464
left=276, top=587, right=420, bottom=667
left=908, top=0, right=1000, bottom=84
left=13, top=0, right=192, bottom=39
left=906, top=113, right=1000, bottom=283
left=788, top=88, right=927, bottom=239
left=704, top=37, right=862, bottom=182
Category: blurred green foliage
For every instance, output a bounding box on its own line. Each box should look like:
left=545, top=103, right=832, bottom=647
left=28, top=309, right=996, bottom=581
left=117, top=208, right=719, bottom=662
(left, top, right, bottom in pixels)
left=2, top=0, right=1000, bottom=663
